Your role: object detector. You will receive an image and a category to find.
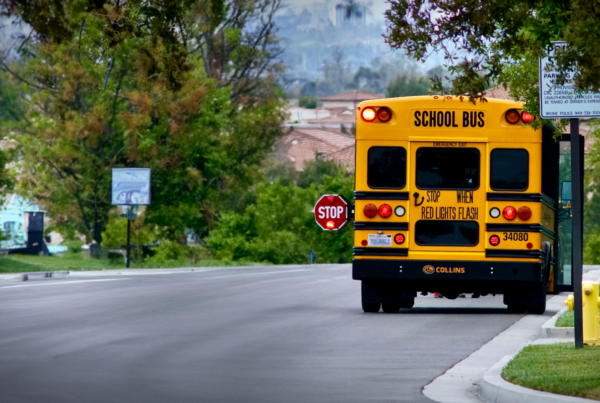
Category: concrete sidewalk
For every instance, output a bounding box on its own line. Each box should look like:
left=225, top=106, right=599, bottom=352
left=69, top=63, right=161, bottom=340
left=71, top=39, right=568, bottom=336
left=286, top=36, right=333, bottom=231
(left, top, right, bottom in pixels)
left=424, top=266, right=600, bottom=403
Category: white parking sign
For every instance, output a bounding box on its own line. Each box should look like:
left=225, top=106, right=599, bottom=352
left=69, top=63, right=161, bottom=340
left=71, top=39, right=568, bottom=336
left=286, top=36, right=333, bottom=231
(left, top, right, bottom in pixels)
left=540, top=42, right=600, bottom=118
left=111, top=168, right=151, bottom=205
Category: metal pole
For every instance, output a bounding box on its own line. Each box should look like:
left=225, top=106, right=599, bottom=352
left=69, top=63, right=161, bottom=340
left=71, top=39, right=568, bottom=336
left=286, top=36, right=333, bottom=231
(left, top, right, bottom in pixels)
left=126, top=219, right=131, bottom=269
left=570, top=118, right=584, bottom=349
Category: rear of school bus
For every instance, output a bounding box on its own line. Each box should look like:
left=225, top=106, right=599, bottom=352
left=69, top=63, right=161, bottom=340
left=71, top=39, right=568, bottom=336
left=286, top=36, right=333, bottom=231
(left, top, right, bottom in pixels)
left=352, top=96, right=557, bottom=314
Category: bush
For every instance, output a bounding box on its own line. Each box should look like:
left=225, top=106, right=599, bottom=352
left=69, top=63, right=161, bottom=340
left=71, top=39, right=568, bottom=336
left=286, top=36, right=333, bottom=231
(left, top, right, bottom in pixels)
left=63, top=240, right=84, bottom=254
left=185, top=244, right=212, bottom=264
left=298, top=96, right=319, bottom=109
left=101, top=211, right=156, bottom=249
left=206, top=167, right=355, bottom=264
left=151, top=240, right=183, bottom=265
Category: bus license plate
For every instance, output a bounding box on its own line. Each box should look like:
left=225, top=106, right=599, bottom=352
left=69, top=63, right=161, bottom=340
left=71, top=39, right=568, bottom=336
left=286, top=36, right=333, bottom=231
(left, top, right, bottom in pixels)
left=368, top=234, right=392, bottom=247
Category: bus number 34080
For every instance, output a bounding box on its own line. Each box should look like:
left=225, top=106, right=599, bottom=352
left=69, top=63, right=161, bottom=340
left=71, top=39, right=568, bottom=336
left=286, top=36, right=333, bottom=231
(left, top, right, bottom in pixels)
left=502, top=232, right=529, bottom=241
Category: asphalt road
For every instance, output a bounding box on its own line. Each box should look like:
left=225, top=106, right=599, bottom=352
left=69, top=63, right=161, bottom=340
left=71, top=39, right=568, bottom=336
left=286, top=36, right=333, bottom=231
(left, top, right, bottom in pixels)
left=0, top=265, right=528, bottom=403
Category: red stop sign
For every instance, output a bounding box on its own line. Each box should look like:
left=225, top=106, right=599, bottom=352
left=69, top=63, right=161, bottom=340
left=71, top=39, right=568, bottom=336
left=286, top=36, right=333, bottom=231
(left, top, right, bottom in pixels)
left=314, top=194, right=350, bottom=230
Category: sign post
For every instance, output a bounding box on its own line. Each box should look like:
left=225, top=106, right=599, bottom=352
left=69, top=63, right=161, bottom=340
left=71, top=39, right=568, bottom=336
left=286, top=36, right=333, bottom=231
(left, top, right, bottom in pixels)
left=112, top=168, right=151, bottom=268
left=540, top=42, right=600, bottom=348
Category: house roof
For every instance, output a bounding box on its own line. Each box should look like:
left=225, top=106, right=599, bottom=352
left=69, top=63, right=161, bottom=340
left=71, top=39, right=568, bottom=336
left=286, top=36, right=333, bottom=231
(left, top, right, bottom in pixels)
left=321, top=90, right=382, bottom=102
left=484, top=86, right=512, bottom=100
left=325, top=145, right=355, bottom=172
left=276, top=127, right=355, bottom=171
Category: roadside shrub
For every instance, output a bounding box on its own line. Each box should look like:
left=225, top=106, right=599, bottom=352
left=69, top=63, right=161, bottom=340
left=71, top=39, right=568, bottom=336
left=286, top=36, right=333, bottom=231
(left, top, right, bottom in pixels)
left=101, top=211, right=156, bottom=249
left=298, top=96, right=318, bottom=109
left=152, top=240, right=183, bottom=264
left=185, top=244, right=212, bottom=264
left=63, top=240, right=84, bottom=254
left=206, top=167, right=355, bottom=264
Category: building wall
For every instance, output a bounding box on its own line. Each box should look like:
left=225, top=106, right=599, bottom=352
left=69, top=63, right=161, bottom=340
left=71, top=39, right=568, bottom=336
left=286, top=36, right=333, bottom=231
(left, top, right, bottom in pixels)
left=322, top=101, right=354, bottom=109
left=0, top=194, right=40, bottom=249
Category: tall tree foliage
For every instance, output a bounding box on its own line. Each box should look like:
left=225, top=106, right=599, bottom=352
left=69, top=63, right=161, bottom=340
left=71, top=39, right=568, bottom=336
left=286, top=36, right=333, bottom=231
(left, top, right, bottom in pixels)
left=0, top=0, right=285, bottom=244
left=384, top=0, right=600, bottom=108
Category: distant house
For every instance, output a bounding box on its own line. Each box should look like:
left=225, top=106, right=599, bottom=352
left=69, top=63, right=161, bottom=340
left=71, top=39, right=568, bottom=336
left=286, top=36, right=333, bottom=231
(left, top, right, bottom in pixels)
left=277, top=127, right=355, bottom=171
left=0, top=194, right=40, bottom=249
left=320, top=90, right=382, bottom=110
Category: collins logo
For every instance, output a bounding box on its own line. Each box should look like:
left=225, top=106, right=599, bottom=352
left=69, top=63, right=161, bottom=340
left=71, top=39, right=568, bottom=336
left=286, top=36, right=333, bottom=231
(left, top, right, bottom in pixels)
left=423, top=265, right=435, bottom=275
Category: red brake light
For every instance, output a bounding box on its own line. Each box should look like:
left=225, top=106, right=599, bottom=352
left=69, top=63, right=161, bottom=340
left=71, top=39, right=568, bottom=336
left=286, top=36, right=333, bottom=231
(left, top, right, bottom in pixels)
left=521, top=111, right=535, bottom=123
left=517, top=206, right=532, bottom=221
left=490, top=235, right=500, bottom=246
left=526, top=242, right=533, bottom=249
left=364, top=204, right=377, bottom=218
left=394, top=234, right=405, bottom=245
left=378, top=204, right=392, bottom=218
left=361, top=107, right=377, bottom=122
left=505, top=109, right=520, bottom=124
left=503, top=206, right=516, bottom=220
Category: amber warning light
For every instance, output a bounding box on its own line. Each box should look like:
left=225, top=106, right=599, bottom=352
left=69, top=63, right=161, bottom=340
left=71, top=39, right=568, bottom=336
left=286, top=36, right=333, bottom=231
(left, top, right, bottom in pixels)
left=314, top=194, right=352, bottom=231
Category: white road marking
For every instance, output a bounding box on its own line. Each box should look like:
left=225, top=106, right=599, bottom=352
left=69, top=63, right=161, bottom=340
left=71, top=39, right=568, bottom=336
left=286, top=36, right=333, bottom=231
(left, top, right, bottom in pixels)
left=195, top=269, right=309, bottom=281
left=0, top=278, right=130, bottom=289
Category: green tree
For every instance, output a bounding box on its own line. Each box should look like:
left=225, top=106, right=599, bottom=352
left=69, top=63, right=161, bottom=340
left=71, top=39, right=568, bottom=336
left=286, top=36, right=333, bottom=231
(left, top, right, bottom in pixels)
left=385, top=75, right=430, bottom=98
left=206, top=167, right=355, bottom=264
left=0, top=0, right=285, bottom=245
left=384, top=0, right=600, bottom=106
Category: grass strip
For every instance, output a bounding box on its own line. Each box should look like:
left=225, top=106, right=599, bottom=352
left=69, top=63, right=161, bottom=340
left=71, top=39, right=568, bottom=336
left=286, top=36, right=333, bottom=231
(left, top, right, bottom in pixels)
left=503, top=343, right=600, bottom=400
left=556, top=309, right=600, bottom=327
left=0, top=254, right=267, bottom=273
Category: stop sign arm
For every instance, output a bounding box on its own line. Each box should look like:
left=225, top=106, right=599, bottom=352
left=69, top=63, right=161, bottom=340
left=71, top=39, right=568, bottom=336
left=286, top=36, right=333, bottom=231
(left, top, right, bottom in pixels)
left=313, top=194, right=354, bottom=231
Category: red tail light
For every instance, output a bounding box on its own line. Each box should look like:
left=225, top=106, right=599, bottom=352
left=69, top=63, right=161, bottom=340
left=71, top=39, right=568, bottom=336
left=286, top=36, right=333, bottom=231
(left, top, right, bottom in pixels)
left=394, top=234, right=405, bottom=245
left=361, top=107, right=377, bottom=122
left=364, top=204, right=377, bottom=218
left=521, top=111, right=535, bottom=123
left=503, top=206, right=516, bottom=220
left=490, top=235, right=500, bottom=246
left=517, top=206, right=531, bottom=220
left=378, top=204, right=392, bottom=218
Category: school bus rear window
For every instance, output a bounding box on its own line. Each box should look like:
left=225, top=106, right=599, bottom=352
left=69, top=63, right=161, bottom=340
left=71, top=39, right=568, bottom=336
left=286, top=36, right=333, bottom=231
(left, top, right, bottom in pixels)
left=415, top=220, right=479, bottom=246
left=367, top=147, right=407, bottom=189
left=490, top=149, right=529, bottom=191
left=416, top=148, right=480, bottom=190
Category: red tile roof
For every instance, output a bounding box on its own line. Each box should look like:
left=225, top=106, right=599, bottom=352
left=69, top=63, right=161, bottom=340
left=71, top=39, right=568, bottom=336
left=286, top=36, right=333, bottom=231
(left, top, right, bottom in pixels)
left=325, top=145, right=355, bottom=172
left=276, top=128, right=355, bottom=171
left=484, top=86, right=512, bottom=100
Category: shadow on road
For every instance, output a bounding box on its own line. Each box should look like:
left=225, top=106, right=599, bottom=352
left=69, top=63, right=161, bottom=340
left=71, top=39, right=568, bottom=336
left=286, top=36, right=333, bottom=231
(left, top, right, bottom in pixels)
left=381, top=307, right=528, bottom=315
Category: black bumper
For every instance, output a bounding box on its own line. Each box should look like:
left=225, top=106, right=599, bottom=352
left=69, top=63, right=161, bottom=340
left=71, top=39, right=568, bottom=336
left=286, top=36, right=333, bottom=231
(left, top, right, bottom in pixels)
left=353, top=259, right=543, bottom=283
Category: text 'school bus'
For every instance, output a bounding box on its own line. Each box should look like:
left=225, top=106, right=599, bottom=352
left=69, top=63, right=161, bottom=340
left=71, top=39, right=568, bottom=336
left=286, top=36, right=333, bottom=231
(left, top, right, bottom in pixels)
left=352, top=96, right=574, bottom=314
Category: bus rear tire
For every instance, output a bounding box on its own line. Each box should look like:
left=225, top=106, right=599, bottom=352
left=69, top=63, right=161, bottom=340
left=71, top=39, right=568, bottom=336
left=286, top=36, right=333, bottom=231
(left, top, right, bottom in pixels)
left=382, top=303, right=400, bottom=313
left=362, top=302, right=381, bottom=313
left=527, top=285, right=547, bottom=315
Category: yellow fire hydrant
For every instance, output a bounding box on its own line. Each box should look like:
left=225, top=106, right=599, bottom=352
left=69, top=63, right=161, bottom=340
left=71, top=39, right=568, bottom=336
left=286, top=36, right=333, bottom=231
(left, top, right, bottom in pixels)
left=565, top=281, right=600, bottom=345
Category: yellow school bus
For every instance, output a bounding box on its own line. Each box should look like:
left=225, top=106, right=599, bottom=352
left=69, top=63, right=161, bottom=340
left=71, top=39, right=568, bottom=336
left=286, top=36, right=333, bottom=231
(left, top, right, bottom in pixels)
left=352, top=96, right=574, bottom=314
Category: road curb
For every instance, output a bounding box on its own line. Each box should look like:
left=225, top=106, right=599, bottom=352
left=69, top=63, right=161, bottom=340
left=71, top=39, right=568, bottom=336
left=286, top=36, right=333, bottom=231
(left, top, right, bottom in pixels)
left=540, top=307, right=573, bottom=339
left=0, top=264, right=340, bottom=282
left=479, top=355, right=596, bottom=403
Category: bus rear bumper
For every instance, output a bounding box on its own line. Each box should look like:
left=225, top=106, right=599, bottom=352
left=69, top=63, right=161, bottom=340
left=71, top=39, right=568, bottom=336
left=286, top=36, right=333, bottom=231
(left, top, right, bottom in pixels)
left=352, top=259, right=543, bottom=283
